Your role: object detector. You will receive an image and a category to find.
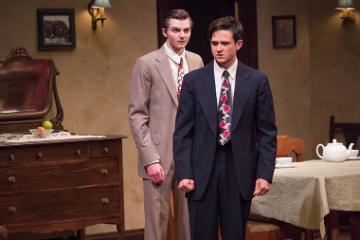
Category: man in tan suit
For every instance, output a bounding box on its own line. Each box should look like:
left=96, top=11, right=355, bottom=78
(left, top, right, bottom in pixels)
left=129, top=9, right=203, bottom=240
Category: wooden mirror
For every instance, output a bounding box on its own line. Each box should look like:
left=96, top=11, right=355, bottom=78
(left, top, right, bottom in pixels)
left=0, top=47, right=63, bottom=133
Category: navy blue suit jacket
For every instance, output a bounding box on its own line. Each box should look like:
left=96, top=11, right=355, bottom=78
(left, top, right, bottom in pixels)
left=173, top=60, right=277, bottom=201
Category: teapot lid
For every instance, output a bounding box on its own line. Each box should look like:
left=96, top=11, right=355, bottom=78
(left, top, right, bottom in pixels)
left=331, top=139, right=343, bottom=144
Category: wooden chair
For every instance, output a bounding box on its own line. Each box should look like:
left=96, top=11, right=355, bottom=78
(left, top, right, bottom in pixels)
left=329, top=115, right=360, bottom=233
left=276, top=135, right=305, bottom=162
left=330, top=115, right=360, bottom=148
left=0, top=226, right=8, bottom=240
left=246, top=135, right=312, bottom=240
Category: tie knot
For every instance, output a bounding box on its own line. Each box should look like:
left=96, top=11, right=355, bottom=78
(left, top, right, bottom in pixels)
left=223, top=70, right=230, bottom=79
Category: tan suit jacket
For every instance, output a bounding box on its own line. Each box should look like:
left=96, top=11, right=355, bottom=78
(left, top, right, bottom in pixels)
left=129, top=46, right=203, bottom=179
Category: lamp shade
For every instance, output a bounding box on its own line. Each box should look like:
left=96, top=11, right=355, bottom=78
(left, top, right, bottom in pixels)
left=336, top=0, right=355, bottom=9
left=92, top=0, right=112, bottom=8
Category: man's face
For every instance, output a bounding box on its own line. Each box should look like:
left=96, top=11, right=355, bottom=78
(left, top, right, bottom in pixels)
left=210, top=30, right=243, bottom=69
left=162, top=18, right=191, bottom=54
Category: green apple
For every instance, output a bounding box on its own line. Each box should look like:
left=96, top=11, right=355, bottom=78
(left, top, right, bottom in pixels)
left=42, top=120, right=53, bottom=129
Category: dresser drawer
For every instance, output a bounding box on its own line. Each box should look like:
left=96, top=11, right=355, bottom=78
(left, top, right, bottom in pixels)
left=26, top=142, right=89, bottom=163
left=0, top=159, right=119, bottom=193
left=90, top=140, right=120, bottom=158
left=0, top=146, right=30, bottom=166
left=0, top=186, right=121, bottom=225
left=0, top=142, right=89, bottom=166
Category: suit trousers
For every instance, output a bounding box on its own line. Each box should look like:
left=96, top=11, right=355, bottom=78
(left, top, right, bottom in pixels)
left=143, top=162, right=190, bottom=240
left=188, top=143, right=252, bottom=240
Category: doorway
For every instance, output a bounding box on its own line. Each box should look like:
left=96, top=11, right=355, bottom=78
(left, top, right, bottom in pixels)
left=157, top=0, right=258, bottom=68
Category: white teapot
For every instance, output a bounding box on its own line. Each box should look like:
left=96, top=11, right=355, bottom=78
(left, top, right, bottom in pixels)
left=316, top=139, right=350, bottom=162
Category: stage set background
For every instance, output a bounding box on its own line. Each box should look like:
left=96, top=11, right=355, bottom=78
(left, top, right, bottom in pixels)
left=0, top=0, right=359, bottom=234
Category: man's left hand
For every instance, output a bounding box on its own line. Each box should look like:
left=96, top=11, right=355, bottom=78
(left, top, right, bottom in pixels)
left=253, top=178, right=271, bottom=196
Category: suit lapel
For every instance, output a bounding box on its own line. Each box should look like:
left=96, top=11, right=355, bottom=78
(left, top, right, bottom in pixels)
left=198, top=62, right=217, bottom=136
left=155, top=47, right=178, bottom=106
left=231, top=61, right=253, bottom=132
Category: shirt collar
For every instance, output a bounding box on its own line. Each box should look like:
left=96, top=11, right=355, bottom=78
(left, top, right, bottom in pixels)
left=163, top=43, right=186, bottom=65
left=214, top=59, right=238, bottom=80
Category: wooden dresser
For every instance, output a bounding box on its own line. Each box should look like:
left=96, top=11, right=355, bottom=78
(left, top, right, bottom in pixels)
left=0, top=136, right=125, bottom=239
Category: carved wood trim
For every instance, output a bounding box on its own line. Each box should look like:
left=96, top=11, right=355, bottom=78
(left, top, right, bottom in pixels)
left=6, top=47, right=32, bottom=61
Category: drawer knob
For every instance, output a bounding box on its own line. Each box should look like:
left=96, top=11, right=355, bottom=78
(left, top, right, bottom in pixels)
left=103, top=147, right=109, bottom=153
left=101, top=198, right=110, bottom=204
left=8, top=176, right=16, bottom=183
left=100, top=168, right=109, bottom=175
left=9, top=154, right=15, bottom=161
left=8, top=206, right=16, bottom=213
left=37, top=152, right=43, bottom=159
left=76, top=149, right=82, bottom=156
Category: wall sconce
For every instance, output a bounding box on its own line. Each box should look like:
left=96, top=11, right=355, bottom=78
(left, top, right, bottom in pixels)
left=335, top=0, right=355, bottom=22
left=88, top=0, right=112, bottom=31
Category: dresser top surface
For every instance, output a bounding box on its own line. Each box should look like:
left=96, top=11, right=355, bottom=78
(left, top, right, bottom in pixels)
left=0, top=134, right=127, bottom=147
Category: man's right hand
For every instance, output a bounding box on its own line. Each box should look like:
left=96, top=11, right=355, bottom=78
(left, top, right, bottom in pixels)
left=178, top=179, right=195, bottom=192
left=146, top=163, right=165, bottom=184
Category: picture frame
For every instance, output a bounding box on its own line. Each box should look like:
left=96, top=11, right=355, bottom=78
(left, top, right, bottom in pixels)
left=272, top=15, right=296, bottom=49
left=37, top=9, right=76, bottom=50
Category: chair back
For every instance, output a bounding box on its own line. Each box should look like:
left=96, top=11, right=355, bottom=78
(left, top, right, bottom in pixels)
left=277, top=135, right=305, bottom=162
left=330, top=115, right=360, bottom=149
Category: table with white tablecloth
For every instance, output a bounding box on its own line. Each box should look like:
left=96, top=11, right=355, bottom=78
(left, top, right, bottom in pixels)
left=250, top=159, right=360, bottom=239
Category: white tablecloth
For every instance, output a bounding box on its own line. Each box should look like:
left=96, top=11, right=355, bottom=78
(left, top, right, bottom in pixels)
left=251, top=159, right=360, bottom=238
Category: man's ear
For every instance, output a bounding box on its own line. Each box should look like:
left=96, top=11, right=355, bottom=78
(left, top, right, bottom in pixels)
left=236, top=40, right=244, bottom=50
left=161, top=28, right=167, bottom=38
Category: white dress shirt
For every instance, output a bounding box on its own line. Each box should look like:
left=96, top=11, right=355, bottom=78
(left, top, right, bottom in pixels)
left=214, top=59, right=237, bottom=107
left=164, top=43, right=189, bottom=88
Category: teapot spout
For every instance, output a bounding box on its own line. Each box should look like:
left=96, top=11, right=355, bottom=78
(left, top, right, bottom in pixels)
left=348, top=143, right=355, bottom=150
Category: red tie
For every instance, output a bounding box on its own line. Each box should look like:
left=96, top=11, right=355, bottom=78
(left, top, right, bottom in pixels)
left=177, top=57, right=184, bottom=98
left=218, top=70, right=232, bottom=145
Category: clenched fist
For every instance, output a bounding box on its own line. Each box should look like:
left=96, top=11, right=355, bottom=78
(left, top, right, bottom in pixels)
left=178, top=179, right=195, bottom=192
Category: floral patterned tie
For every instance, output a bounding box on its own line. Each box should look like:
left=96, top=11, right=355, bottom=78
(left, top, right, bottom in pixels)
left=177, top=57, right=184, bottom=98
left=218, top=70, right=232, bottom=145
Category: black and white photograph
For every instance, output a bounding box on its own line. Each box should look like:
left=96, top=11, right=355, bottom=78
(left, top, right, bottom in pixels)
left=272, top=15, right=296, bottom=49
left=37, top=9, right=76, bottom=50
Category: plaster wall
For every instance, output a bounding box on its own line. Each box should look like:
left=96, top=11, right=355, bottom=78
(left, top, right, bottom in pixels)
left=257, top=0, right=312, bottom=158
left=257, top=0, right=360, bottom=158
left=309, top=0, right=360, bottom=149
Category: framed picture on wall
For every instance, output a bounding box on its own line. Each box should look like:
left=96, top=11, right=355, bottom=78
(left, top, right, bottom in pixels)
left=37, top=9, right=76, bottom=50
left=272, top=15, right=296, bottom=49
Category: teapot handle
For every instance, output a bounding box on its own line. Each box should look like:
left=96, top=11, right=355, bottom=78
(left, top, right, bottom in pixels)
left=316, top=144, right=325, bottom=159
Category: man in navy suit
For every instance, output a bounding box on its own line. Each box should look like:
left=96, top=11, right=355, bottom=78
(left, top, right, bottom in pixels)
left=173, top=16, right=277, bottom=240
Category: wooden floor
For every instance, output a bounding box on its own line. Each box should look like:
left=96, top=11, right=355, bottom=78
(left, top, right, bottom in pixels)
left=89, top=230, right=352, bottom=240
left=7, top=228, right=352, bottom=240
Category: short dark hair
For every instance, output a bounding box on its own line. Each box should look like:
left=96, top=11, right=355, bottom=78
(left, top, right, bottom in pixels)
left=163, top=9, right=193, bottom=29
left=208, top=16, right=244, bottom=42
